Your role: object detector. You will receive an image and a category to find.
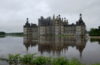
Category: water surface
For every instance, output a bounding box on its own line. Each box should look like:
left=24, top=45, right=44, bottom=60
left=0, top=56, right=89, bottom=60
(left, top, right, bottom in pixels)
left=0, top=36, right=100, bottom=65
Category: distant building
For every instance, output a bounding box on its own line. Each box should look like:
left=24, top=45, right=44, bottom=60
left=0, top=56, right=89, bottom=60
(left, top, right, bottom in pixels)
left=23, top=14, right=86, bottom=40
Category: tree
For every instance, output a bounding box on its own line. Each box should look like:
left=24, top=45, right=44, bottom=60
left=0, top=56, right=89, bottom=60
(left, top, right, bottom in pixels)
left=99, top=26, right=100, bottom=30
left=0, top=32, right=6, bottom=35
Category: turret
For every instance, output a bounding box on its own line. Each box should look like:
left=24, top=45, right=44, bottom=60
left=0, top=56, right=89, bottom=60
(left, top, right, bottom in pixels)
left=76, top=14, right=86, bottom=36
left=56, top=14, right=61, bottom=21
left=24, top=18, right=30, bottom=28
left=77, top=13, right=85, bottom=25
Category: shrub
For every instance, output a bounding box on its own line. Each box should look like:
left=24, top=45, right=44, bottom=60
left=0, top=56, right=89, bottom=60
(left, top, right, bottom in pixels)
left=20, top=54, right=34, bottom=64
left=52, top=57, right=68, bottom=65
left=32, top=56, right=50, bottom=65
left=68, top=58, right=83, bottom=65
left=8, top=54, right=20, bottom=64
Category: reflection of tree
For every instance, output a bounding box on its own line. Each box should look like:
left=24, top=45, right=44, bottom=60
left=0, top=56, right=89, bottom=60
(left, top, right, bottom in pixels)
left=90, top=38, right=100, bottom=44
left=0, top=35, right=6, bottom=38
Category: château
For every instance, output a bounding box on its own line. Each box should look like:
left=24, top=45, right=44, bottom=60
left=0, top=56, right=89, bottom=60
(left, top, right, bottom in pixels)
left=23, top=14, right=86, bottom=40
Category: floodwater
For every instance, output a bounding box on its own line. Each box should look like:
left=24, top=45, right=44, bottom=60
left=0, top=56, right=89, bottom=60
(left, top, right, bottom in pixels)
left=0, top=36, right=100, bottom=65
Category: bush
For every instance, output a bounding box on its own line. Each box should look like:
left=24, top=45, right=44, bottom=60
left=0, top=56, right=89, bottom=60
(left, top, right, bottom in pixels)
left=20, top=54, right=35, bottom=64
left=8, top=54, right=20, bottom=64
left=52, top=57, right=68, bottom=65
left=32, top=56, right=50, bottom=65
left=68, top=58, right=83, bottom=65
left=5, top=54, right=100, bottom=65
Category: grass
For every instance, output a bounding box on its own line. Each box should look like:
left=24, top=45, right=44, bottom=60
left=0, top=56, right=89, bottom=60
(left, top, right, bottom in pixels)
left=0, top=54, right=100, bottom=65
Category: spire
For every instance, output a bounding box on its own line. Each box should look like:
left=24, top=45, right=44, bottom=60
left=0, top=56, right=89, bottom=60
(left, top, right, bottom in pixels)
left=80, top=13, right=82, bottom=17
left=80, top=13, right=82, bottom=20
left=26, top=18, right=29, bottom=23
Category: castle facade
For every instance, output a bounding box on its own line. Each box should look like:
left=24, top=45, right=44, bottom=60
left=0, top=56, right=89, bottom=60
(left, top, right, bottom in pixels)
left=23, top=14, right=86, bottom=40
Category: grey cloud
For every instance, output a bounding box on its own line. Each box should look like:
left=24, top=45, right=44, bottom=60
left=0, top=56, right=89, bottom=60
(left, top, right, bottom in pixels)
left=0, top=0, right=100, bottom=32
left=45, top=0, right=100, bottom=30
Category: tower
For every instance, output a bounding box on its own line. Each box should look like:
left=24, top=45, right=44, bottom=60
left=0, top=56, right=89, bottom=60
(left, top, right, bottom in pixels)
left=76, top=14, right=86, bottom=36
left=23, top=18, right=33, bottom=43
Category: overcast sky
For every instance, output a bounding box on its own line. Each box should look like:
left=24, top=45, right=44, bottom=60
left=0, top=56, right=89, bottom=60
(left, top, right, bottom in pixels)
left=0, top=0, right=100, bottom=32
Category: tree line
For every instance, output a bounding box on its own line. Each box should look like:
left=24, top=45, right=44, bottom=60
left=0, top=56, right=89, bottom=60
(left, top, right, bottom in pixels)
left=89, top=26, right=100, bottom=36
left=0, top=32, right=6, bottom=36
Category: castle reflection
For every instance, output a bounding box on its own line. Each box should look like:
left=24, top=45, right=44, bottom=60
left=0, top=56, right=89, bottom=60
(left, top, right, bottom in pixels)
left=23, top=35, right=37, bottom=51
left=23, top=36, right=87, bottom=57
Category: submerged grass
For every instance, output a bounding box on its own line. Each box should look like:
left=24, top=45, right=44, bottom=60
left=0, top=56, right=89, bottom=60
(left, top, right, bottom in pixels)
left=0, top=54, right=100, bottom=65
